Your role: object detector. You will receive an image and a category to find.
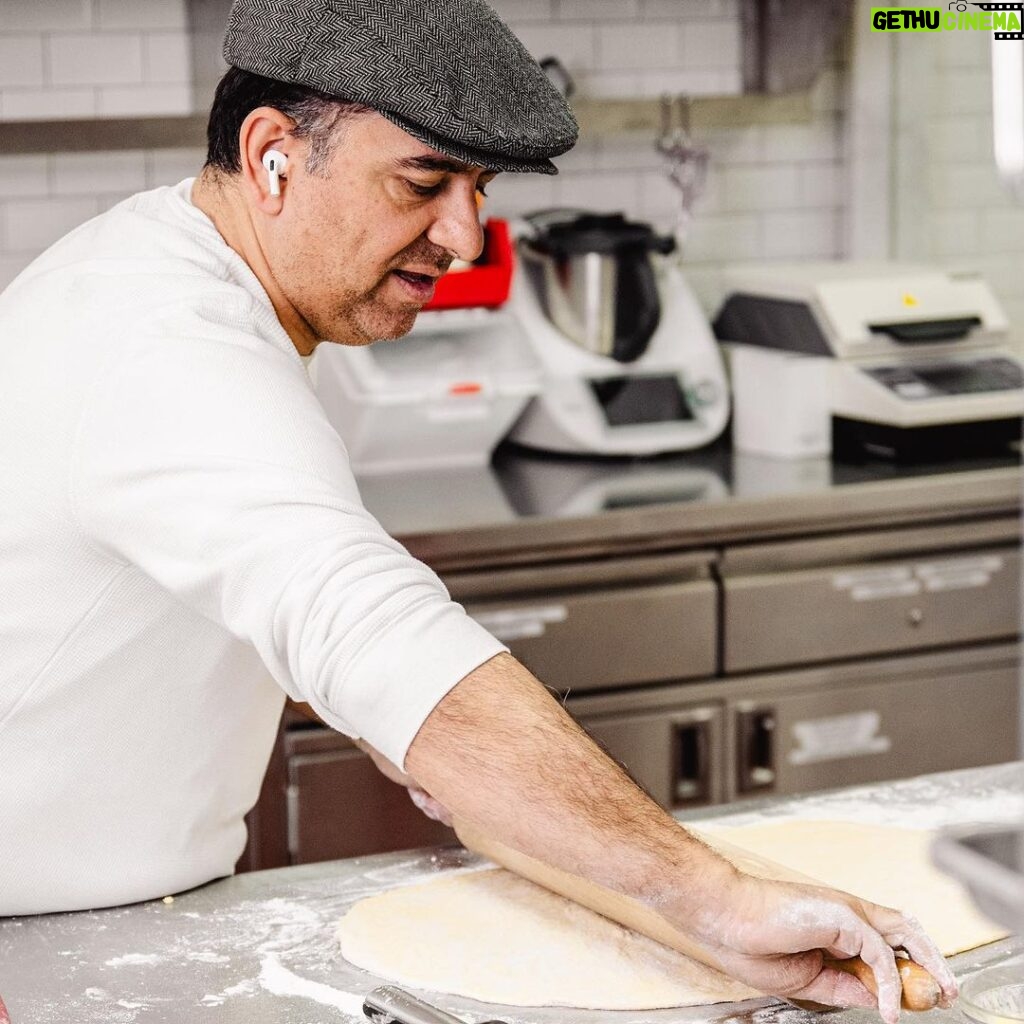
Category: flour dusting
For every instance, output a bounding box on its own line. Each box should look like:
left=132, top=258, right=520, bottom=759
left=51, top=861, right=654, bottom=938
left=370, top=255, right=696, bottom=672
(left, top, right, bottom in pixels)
left=105, top=953, right=163, bottom=967
left=260, top=953, right=365, bottom=1016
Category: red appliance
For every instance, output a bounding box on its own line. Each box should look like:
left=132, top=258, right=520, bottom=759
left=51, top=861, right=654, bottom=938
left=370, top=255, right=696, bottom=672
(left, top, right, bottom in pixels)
left=423, top=218, right=515, bottom=311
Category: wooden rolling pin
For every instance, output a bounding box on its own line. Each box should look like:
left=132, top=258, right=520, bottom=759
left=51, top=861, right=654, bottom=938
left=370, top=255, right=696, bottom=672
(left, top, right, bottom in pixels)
left=453, top=819, right=941, bottom=1012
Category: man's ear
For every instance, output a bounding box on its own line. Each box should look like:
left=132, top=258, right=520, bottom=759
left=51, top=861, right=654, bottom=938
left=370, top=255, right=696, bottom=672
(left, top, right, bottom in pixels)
left=238, top=106, right=296, bottom=211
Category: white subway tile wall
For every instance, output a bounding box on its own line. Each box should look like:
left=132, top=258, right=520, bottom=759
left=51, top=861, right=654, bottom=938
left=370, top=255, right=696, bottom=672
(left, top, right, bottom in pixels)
left=896, top=32, right=1024, bottom=341
left=3, top=0, right=842, bottom=315
left=0, top=0, right=193, bottom=121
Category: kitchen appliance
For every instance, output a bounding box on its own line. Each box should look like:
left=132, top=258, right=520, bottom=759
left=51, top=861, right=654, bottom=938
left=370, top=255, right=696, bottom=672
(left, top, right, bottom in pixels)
left=728, top=344, right=831, bottom=460
left=506, top=211, right=731, bottom=456
left=311, top=219, right=541, bottom=474
left=713, top=262, right=1024, bottom=460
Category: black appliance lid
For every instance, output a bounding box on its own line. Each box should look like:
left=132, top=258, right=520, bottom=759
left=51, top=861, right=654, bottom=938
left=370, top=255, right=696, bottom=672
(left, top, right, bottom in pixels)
left=528, top=212, right=676, bottom=257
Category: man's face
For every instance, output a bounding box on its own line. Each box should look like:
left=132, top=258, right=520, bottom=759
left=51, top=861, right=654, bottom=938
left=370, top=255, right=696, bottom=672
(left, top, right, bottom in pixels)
left=266, top=113, right=497, bottom=346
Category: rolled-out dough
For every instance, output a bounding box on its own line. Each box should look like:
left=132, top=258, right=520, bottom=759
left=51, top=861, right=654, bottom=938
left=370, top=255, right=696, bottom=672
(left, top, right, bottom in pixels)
left=336, top=820, right=1008, bottom=1009
left=337, top=867, right=757, bottom=1009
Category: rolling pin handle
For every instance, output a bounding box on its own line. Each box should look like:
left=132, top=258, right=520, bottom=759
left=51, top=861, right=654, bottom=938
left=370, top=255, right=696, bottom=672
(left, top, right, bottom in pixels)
left=827, top=956, right=942, bottom=1012
left=363, top=986, right=474, bottom=1024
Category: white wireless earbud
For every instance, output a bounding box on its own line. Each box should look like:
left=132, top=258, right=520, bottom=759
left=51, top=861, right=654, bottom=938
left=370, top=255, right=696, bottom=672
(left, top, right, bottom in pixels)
left=261, top=149, right=288, bottom=197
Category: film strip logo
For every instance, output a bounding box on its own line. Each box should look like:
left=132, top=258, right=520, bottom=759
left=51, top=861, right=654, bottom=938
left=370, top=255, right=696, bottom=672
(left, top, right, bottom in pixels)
left=973, top=1, right=1024, bottom=38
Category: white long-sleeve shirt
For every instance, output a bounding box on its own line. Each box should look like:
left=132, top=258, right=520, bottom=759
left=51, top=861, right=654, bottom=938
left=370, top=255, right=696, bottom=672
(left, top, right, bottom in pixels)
left=0, top=178, right=506, bottom=916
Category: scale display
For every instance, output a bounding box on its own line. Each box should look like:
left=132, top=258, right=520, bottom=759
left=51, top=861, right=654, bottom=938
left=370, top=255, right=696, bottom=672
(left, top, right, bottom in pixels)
left=867, top=357, right=1024, bottom=399
left=589, top=374, right=694, bottom=426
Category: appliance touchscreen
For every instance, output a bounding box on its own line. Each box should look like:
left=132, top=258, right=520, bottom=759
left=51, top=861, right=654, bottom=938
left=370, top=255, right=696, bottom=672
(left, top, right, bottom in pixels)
left=590, top=374, right=694, bottom=426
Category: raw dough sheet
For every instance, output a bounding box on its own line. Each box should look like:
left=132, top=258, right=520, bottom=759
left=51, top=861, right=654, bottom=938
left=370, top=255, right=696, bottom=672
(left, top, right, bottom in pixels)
left=336, top=819, right=1008, bottom=1009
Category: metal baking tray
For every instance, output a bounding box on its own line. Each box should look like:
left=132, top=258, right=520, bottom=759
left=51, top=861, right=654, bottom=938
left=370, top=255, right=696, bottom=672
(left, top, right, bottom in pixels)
left=931, top=824, right=1024, bottom=935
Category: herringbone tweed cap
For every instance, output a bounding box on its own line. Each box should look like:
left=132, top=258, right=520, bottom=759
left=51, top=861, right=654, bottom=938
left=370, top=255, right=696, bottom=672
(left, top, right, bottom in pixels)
left=223, top=0, right=578, bottom=174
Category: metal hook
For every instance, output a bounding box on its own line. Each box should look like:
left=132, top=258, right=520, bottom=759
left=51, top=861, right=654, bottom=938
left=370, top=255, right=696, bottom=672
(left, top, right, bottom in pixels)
left=657, top=94, right=695, bottom=157
left=654, top=94, right=709, bottom=246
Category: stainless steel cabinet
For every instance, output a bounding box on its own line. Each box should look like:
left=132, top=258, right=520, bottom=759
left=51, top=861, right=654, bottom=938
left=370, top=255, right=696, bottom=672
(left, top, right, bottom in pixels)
left=241, top=508, right=1022, bottom=871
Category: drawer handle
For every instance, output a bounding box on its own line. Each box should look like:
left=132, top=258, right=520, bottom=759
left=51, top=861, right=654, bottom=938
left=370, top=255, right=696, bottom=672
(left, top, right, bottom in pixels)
left=672, top=719, right=712, bottom=808
left=737, top=708, right=777, bottom=795
left=907, top=607, right=924, bottom=627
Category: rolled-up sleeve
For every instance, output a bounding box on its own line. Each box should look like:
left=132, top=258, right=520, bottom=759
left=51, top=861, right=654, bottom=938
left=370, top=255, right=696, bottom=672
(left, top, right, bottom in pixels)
left=70, top=305, right=507, bottom=768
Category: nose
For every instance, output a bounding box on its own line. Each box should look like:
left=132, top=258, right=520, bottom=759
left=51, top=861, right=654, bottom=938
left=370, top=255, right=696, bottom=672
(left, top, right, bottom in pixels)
left=426, top=186, right=485, bottom=263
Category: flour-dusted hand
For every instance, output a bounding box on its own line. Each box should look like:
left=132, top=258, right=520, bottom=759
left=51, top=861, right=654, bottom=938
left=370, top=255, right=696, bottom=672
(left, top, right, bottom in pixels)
left=356, top=739, right=454, bottom=827
left=673, top=872, right=957, bottom=1024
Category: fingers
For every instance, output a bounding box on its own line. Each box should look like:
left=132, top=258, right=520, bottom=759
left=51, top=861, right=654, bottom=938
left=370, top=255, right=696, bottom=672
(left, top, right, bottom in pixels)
left=860, top=903, right=958, bottom=1008
left=788, top=962, right=878, bottom=1012
left=821, top=900, right=952, bottom=1021
left=816, top=906, right=902, bottom=1024
left=853, top=928, right=904, bottom=1024
left=408, top=786, right=454, bottom=827
left=774, top=898, right=904, bottom=1023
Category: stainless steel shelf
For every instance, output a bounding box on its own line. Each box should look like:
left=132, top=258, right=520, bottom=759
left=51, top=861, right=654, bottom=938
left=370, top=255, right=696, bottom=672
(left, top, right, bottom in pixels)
left=0, top=91, right=813, bottom=156
left=0, top=114, right=208, bottom=155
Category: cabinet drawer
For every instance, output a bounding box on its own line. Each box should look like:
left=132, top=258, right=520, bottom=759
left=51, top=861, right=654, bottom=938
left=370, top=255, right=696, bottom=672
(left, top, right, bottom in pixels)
left=728, top=651, right=1020, bottom=801
left=467, top=579, right=716, bottom=691
left=724, top=545, right=1020, bottom=672
left=448, top=550, right=718, bottom=693
left=286, top=737, right=453, bottom=864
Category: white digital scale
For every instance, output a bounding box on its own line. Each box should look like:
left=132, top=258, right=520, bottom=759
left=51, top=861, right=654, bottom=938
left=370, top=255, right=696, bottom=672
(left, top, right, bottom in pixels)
left=714, top=262, right=1024, bottom=458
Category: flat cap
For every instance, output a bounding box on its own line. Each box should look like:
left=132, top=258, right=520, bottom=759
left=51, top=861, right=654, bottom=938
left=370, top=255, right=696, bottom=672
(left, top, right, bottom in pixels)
left=223, top=0, right=578, bottom=174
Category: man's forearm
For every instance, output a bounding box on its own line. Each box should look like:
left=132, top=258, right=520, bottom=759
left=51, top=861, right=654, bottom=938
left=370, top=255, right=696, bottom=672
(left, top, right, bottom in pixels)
left=404, top=652, right=735, bottom=925
left=403, top=652, right=959, bottom=1018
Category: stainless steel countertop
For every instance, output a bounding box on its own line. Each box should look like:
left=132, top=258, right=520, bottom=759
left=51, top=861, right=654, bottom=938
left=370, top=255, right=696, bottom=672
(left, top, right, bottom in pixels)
left=356, top=444, right=1022, bottom=572
left=2, top=763, right=1022, bottom=1024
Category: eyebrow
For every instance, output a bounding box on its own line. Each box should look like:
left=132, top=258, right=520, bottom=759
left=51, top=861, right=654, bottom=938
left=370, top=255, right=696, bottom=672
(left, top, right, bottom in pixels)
left=395, top=155, right=480, bottom=175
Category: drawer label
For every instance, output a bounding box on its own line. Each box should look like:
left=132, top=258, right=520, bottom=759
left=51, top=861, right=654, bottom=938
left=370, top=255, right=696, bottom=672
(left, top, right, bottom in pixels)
left=470, top=604, right=568, bottom=641
left=832, top=555, right=1003, bottom=601
left=916, top=555, right=1003, bottom=593
left=789, top=710, right=891, bottom=766
left=833, top=566, right=917, bottom=601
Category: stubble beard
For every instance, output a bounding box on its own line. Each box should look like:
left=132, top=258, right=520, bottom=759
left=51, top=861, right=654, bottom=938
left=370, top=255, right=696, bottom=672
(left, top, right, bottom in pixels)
left=327, top=282, right=420, bottom=346
left=314, top=241, right=451, bottom=346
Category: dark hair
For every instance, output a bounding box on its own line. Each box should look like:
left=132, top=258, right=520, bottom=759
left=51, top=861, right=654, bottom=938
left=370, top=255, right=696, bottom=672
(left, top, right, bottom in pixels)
left=205, top=67, right=370, bottom=176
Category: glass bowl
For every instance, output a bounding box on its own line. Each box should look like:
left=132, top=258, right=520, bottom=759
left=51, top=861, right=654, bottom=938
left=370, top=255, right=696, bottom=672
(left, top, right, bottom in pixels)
left=961, top=958, right=1024, bottom=1024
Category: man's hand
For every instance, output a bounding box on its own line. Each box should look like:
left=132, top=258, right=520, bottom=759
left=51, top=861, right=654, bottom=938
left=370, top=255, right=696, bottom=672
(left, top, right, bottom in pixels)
left=675, top=871, right=957, bottom=1023
left=355, top=739, right=453, bottom=826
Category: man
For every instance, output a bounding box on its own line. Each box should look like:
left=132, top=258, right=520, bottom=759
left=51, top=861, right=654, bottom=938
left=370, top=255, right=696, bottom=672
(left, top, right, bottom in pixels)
left=0, top=1, right=955, bottom=1019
